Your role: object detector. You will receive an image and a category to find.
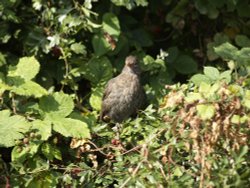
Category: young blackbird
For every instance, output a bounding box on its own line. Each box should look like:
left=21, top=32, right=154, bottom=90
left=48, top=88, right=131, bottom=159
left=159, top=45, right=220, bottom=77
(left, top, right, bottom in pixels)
left=100, top=55, right=146, bottom=123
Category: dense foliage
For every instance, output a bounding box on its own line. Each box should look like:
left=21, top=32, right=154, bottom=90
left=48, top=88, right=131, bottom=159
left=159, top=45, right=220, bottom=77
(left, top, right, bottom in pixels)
left=0, top=0, right=249, bottom=187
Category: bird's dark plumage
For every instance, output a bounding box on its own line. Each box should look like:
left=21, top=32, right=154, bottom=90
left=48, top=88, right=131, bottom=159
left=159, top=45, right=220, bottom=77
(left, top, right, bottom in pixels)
left=100, top=55, right=146, bottom=123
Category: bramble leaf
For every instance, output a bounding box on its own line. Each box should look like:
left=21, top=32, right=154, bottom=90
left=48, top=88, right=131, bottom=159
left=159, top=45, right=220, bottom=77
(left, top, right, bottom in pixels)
left=8, top=56, right=40, bottom=81
left=39, top=92, right=74, bottom=120
left=0, top=110, right=30, bottom=147
left=52, top=118, right=90, bottom=138
left=196, top=104, right=215, bottom=120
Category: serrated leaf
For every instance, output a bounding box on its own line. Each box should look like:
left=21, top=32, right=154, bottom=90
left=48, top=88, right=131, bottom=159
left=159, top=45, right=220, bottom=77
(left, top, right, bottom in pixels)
left=102, top=13, right=120, bottom=37
left=190, top=74, right=211, bottom=85
left=204, top=66, right=220, bottom=80
left=39, top=92, right=74, bottom=120
left=31, top=120, right=52, bottom=140
left=90, top=87, right=103, bottom=111
left=79, top=56, right=113, bottom=85
left=219, top=70, right=232, bottom=83
left=11, top=80, right=47, bottom=98
left=214, top=42, right=238, bottom=61
left=185, top=92, right=202, bottom=103
left=52, top=118, right=90, bottom=138
left=70, top=43, right=86, bottom=55
left=12, top=143, right=40, bottom=163
left=207, top=33, right=230, bottom=61
left=199, top=82, right=211, bottom=94
left=41, top=143, right=62, bottom=161
left=196, top=104, right=215, bottom=120
left=8, top=56, right=40, bottom=81
left=0, top=110, right=30, bottom=147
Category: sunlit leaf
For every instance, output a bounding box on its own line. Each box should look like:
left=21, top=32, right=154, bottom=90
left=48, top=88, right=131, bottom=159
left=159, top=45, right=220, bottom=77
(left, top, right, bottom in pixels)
left=0, top=110, right=30, bottom=147
left=196, top=104, right=215, bottom=120
left=53, top=118, right=90, bottom=138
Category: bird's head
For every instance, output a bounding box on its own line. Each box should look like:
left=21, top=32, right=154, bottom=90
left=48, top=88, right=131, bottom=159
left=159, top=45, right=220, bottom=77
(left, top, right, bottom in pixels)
left=124, top=55, right=141, bottom=75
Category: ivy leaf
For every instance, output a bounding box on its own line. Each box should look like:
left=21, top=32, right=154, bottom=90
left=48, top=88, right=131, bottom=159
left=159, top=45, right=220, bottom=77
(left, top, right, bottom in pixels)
left=39, top=92, right=74, bottom=120
left=52, top=118, right=90, bottom=138
left=8, top=56, right=40, bottom=81
left=102, top=13, right=120, bottom=37
left=31, top=120, right=52, bottom=140
left=196, top=104, right=215, bottom=120
left=0, top=110, right=30, bottom=147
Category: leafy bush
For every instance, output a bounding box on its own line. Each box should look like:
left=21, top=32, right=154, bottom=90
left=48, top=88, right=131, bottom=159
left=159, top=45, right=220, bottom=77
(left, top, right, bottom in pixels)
left=0, top=0, right=250, bottom=187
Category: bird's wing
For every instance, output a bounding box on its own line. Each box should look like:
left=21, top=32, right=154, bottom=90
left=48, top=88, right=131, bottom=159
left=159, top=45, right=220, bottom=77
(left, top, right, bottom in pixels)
left=100, top=78, right=116, bottom=120
left=102, top=78, right=116, bottom=100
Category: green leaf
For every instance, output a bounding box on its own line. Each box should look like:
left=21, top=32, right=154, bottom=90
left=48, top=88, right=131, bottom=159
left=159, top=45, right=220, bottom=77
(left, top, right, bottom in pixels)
left=92, top=34, right=110, bottom=56
left=11, top=80, right=47, bottom=98
left=142, top=55, right=166, bottom=71
left=39, top=92, right=74, bottom=120
left=214, top=42, right=238, bottom=61
left=190, top=74, right=211, bottom=85
left=231, top=115, right=240, bottom=124
left=243, top=90, right=250, bottom=109
left=204, top=66, right=220, bottom=80
left=31, top=120, right=52, bottom=140
left=90, top=87, right=103, bottom=111
left=206, top=33, right=230, bottom=61
left=102, top=13, right=120, bottom=37
left=0, top=52, right=6, bottom=67
left=173, top=167, right=183, bottom=177
left=52, top=118, right=90, bottom=138
left=199, top=82, right=211, bottom=94
left=0, top=110, right=30, bottom=147
left=70, top=43, right=86, bottom=55
left=80, top=56, right=113, bottom=85
left=235, top=35, right=250, bottom=47
left=237, top=47, right=250, bottom=65
left=8, top=56, right=40, bottom=81
left=174, top=55, right=198, bottom=74
left=196, top=104, right=215, bottom=120
left=41, top=143, right=62, bottom=161
left=185, top=92, right=202, bottom=103
left=12, top=142, right=40, bottom=163
left=219, top=70, right=232, bottom=83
